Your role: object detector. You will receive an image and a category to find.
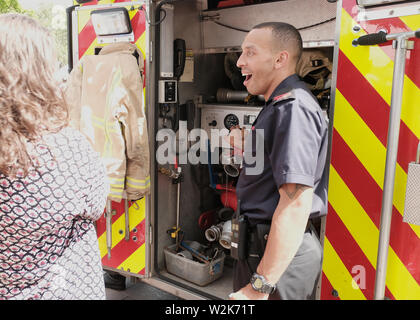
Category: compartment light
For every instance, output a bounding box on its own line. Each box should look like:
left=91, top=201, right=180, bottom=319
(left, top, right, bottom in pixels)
left=91, top=8, right=132, bottom=37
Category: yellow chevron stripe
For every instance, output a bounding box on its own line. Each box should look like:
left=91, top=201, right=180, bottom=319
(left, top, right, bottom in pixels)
left=340, top=9, right=420, bottom=142
left=95, top=0, right=117, bottom=4
left=117, top=243, right=146, bottom=274
left=76, top=8, right=99, bottom=58
left=329, top=166, right=420, bottom=299
left=77, top=8, right=91, bottom=34
left=399, top=15, right=420, bottom=31
left=334, top=90, right=420, bottom=237
left=74, top=0, right=119, bottom=6
left=135, top=31, right=147, bottom=58
left=81, top=38, right=99, bottom=58
left=329, top=166, right=379, bottom=265
left=98, top=197, right=146, bottom=258
left=128, top=6, right=138, bottom=19
left=322, top=237, right=367, bottom=300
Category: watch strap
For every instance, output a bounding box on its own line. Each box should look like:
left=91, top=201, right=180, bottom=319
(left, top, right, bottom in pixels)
left=251, top=273, right=276, bottom=294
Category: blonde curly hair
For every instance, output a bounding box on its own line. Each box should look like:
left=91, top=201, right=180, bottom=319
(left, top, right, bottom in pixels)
left=0, top=14, right=69, bottom=177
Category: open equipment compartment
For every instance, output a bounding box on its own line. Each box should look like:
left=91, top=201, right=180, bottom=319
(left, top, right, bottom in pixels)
left=152, top=0, right=337, bottom=299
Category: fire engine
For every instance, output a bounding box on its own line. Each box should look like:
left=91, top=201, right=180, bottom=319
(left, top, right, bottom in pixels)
left=67, top=0, right=420, bottom=299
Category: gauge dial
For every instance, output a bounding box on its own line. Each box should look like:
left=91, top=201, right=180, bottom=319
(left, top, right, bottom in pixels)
left=224, top=114, right=239, bottom=130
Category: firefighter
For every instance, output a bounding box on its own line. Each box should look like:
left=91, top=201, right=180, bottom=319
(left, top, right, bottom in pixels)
left=228, top=22, right=328, bottom=300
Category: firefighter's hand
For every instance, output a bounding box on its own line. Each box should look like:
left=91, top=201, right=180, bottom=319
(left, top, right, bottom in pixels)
left=228, top=284, right=269, bottom=300
left=223, top=125, right=248, bottom=153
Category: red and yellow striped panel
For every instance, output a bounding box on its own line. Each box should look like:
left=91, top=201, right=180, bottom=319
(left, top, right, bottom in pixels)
left=74, top=1, right=148, bottom=276
left=322, top=0, right=420, bottom=300
left=96, top=198, right=147, bottom=275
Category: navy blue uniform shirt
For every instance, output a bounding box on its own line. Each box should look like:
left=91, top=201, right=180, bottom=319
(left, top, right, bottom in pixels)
left=236, top=74, right=328, bottom=226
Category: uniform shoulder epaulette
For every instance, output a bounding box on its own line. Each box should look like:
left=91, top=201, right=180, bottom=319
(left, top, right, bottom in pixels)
left=272, top=88, right=295, bottom=105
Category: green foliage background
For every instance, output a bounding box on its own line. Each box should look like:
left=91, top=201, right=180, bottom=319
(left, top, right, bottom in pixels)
left=0, top=0, right=68, bottom=67
left=0, top=0, right=23, bottom=13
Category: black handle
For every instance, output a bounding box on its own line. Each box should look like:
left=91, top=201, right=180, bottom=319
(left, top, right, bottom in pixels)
left=173, top=38, right=186, bottom=79
left=353, top=31, right=388, bottom=46
left=415, top=30, right=420, bottom=38
left=66, top=5, right=79, bottom=73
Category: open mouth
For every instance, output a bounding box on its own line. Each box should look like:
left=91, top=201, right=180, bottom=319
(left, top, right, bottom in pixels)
left=242, top=73, right=253, bottom=85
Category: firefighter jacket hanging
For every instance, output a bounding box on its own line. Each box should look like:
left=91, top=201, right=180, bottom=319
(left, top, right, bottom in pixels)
left=65, top=42, right=150, bottom=202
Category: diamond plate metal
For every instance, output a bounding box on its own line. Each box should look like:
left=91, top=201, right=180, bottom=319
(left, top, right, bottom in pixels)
left=403, top=162, right=420, bottom=226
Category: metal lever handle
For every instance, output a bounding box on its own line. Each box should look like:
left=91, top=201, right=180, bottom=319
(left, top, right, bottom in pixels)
left=124, top=198, right=130, bottom=241
left=353, top=29, right=420, bottom=47
left=106, top=200, right=112, bottom=259
left=353, top=31, right=388, bottom=46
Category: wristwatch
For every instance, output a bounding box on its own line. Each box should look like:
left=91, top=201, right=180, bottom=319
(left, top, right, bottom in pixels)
left=250, top=273, right=276, bottom=294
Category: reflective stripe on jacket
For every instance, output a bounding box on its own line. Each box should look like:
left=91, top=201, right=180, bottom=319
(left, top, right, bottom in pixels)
left=65, top=42, right=150, bottom=202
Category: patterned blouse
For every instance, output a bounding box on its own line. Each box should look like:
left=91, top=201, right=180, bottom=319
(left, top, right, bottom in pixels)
left=0, top=127, right=108, bottom=300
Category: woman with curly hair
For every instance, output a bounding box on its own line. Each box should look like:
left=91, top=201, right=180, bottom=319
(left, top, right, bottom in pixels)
left=0, top=14, right=108, bottom=300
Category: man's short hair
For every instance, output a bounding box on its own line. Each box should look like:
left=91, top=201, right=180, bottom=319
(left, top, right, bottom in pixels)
left=252, top=22, right=303, bottom=63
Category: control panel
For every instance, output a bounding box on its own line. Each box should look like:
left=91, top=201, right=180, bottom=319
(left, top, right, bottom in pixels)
left=158, top=80, right=177, bottom=103
left=199, top=104, right=262, bottom=150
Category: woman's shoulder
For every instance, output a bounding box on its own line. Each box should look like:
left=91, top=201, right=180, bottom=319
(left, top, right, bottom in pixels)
left=42, top=127, right=98, bottom=161
left=44, top=126, right=91, bottom=147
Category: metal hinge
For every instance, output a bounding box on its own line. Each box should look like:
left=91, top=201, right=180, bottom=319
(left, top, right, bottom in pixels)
left=149, top=41, right=153, bottom=63
left=149, top=225, right=153, bottom=245
left=200, top=12, right=220, bottom=22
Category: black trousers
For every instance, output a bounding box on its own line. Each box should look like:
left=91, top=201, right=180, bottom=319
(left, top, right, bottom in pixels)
left=233, top=228, right=323, bottom=300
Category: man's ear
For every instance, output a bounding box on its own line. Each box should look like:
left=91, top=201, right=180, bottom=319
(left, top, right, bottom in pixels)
left=274, top=51, right=289, bottom=69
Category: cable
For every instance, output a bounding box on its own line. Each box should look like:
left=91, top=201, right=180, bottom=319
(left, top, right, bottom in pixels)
left=213, top=20, right=250, bottom=33
left=143, top=0, right=188, bottom=26
left=211, top=17, right=336, bottom=33
left=297, top=17, right=336, bottom=31
left=138, top=4, right=167, bottom=26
